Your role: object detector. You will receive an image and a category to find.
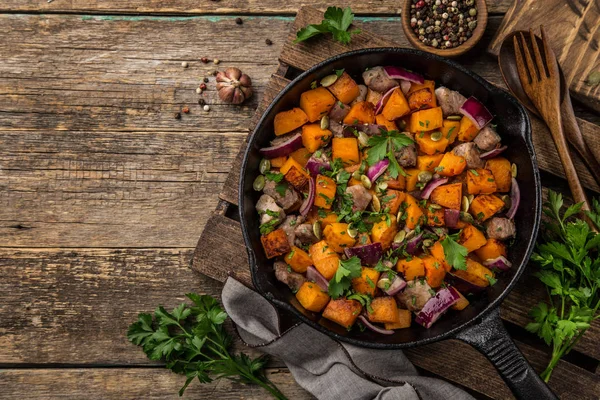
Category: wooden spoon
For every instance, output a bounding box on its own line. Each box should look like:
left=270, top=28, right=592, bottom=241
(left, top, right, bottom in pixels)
left=498, top=31, right=600, bottom=189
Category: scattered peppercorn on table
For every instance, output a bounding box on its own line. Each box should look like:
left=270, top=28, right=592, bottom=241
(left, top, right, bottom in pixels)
left=0, top=2, right=599, bottom=400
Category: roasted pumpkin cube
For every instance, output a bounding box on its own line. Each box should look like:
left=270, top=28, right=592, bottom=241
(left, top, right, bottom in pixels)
left=382, top=88, right=411, bottom=120
left=328, top=72, right=361, bottom=104
left=459, top=224, right=487, bottom=253
left=452, top=258, right=494, bottom=287
left=457, top=116, right=480, bottom=142
left=371, top=214, right=398, bottom=250
left=441, top=119, right=460, bottom=144
left=317, top=211, right=339, bottom=228
left=375, top=113, right=398, bottom=132
left=417, top=154, right=445, bottom=172
left=301, top=123, right=332, bottom=153
left=284, top=166, right=309, bottom=190
left=415, top=131, right=449, bottom=155
left=430, top=182, right=462, bottom=210
left=323, top=222, right=357, bottom=253
left=474, top=239, right=507, bottom=262
left=451, top=290, right=470, bottom=310
left=314, top=174, right=336, bottom=209
left=384, top=309, right=412, bottom=330
left=270, top=156, right=287, bottom=168
left=352, top=267, right=380, bottom=296
left=423, top=255, right=446, bottom=288
left=289, top=147, right=312, bottom=167
left=261, top=228, right=292, bottom=259
left=408, top=88, right=436, bottom=110
left=424, top=203, right=445, bottom=227
left=381, top=190, right=405, bottom=215
left=407, top=80, right=436, bottom=99
left=274, top=107, right=309, bottom=136
left=401, top=193, right=424, bottom=230
left=430, top=241, right=451, bottom=272
left=343, top=101, right=376, bottom=125
left=404, top=168, right=421, bottom=191
left=296, top=282, right=330, bottom=312
left=485, top=157, right=512, bottom=193
left=436, top=152, right=467, bottom=177
left=397, top=257, right=425, bottom=280
left=332, top=137, right=360, bottom=166
left=469, top=194, right=504, bottom=221
left=368, top=297, right=400, bottom=323
left=285, top=246, right=313, bottom=273
left=300, top=87, right=336, bottom=122
left=322, top=298, right=362, bottom=328
left=409, top=106, right=443, bottom=133
left=466, top=168, right=497, bottom=195
left=280, top=157, right=309, bottom=177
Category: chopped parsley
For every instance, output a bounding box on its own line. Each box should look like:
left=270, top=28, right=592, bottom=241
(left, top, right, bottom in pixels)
left=265, top=171, right=284, bottom=182
left=259, top=220, right=279, bottom=235
left=366, top=128, right=413, bottom=179
left=440, top=232, right=468, bottom=270
left=335, top=68, right=345, bottom=77
left=328, top=256, right=363, bottom=298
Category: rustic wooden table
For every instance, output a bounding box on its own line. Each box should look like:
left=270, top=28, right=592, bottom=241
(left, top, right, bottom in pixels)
left=1, top=1, right=599, bottom=399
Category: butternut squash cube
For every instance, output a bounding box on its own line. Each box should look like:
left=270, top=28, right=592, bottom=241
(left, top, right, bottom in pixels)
left=300, top=87, right=336, bottom=122
left=367, top=297, right=400, bottom=323
left=327, top=72, right=361, bottom=104
left=274, top=107, right=309, bottom=136
left=296, top=282, right=330, bottom=312
left=323, top=222, right=357, bottom=253
left=322, top=298, right=362, bottom=328
left=352, top=267, right=380, bottom=296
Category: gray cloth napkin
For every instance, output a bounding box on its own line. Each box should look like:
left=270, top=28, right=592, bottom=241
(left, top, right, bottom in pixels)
left=222, top=277, right=475, bottom=400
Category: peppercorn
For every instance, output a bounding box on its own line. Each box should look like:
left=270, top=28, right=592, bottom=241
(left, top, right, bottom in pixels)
left=174, top=112, right=181, bottom=119
left=182, top=107, right=190, bottom=114
left=201, top=57, right=209, bottom=63
left=198, top=98, right=206, bottom=106
left=181, top=61, right=188, bottom=68
left=235, top=17, right=243, bottom=25
left=200, top=83, right=207, bottom=90
left=265, top=38, right=273, bottom=45
left=203, top=77, right=209, bottom=83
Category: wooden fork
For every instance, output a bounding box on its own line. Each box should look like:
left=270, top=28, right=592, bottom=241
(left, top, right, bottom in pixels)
left=513, top=27, right=593, bottom=220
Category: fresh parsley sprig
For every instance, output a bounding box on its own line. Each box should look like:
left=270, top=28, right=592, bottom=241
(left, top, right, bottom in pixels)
left=526, top=191, right=600, bottom=382
left=294, top=7, right=361, bottom=45
left=366, top=129, right=414, bottom=179
left=328, top=256, right=363, bottom=298
left=440, top=232, right=468, bottom=271
left=127, top=294, right=288, bottom=399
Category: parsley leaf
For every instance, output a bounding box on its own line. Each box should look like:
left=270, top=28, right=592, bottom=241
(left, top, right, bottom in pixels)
left=366, top=129, right=414, bottom=179
left=127, top=294, right=287, bottom=399
left=265, top=171, right=284, bottom=182
left=259, top=219, right=279, bottom=235
left=440, top=233, right=468, bottom=270
left=294, top=7, right=361, bottom=45
left=275, top=182, right=288, bottom=197
left=335, top=68, right=345, bottom=77
left=328, top=256, right=362, bottom=298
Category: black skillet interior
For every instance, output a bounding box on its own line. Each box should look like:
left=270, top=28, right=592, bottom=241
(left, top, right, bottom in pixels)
left=240, top=48, right=541, bottom=349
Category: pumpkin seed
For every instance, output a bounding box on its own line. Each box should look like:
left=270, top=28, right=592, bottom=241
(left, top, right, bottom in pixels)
left=447, top=115, right=462, bottom=121
left=467, top=194, right=475, bottom=203
left=501, top=195, right=512, bottom=209
left=397, top=210, right=404, bottom=222
left=313, top=221, right=322, bottom=240
left=430, top=131, right=443, bottom=142
left=459, top=212, right=475, bottom=223
left=511, top=163, right=518, bottom=178
left=432, top=227, right=447, bottom=237
left=320, top=74, right=338, bottom=87
left=320, top=115, right=330, bottom=130
left=393, top=230, right=406, bottom=243
left=405, top=229, right=416, bottom=240
left=429, top=203, right=442, bottom=210
left=417, top=170, right=433, bottom=183
left=377, top=181, right=388, bottom=191
left=259, top=158, right=271, bottom=175
left=423, top=239, right=433, bottom=248
left=461, top=195, right=470, bottom=213
left=347, top=225, right=358, bottom=238
left=377, top=277, right=391, bottom=290
left=253, top=175, right=266, bottom=191
left=357, top=131, right=370, bottom=147
left=361, top=174, right=372, bottom=189
left=371, top=195, right=381, bottom=212
left=352, top=170, right=362, bottom=180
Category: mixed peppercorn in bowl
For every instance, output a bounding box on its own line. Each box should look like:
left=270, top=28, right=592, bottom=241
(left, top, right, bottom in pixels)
left=250, top=62, right=522, bottom=335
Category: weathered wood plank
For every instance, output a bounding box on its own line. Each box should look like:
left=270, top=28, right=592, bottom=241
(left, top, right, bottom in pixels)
left=0, top=368, right=314, bottom=400
left=0, top=0, right=514, bottom=15
left=0, top=130, right=244, bottom=248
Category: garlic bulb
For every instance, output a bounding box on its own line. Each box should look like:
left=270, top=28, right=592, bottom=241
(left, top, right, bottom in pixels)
left=216, top=67, right=253, bottom=105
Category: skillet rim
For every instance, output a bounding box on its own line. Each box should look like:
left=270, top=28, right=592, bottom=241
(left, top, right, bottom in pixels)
left=239, top=47, right=541, bottom=349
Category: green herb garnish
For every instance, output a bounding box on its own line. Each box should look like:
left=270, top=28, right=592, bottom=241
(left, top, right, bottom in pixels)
left=440, top=232, right=468, bottom=270
left=328, top=256, right=363, bottom=298
left=294, top=7, right=361, bottom=45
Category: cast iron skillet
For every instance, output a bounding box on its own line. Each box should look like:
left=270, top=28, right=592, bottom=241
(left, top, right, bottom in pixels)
left=240, top=48, right=555, bottom=399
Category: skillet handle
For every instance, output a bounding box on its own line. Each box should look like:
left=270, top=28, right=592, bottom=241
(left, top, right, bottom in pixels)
left=455, top=308, right=557, bottom=400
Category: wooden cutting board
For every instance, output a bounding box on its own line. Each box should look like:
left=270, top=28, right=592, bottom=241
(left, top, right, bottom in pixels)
left=488, top=0, right=600, bottom=112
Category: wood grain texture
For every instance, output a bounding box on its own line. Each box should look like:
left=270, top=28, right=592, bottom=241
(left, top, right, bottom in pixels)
left=489, top=0, right=600, bottom=112
left=0, top=0, right=514, bottom=15
left=0, top=368, right=314, bottom=400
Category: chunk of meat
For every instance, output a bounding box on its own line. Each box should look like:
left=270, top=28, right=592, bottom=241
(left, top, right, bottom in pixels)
left=486, top=217, right=516, bottom=240
left=346, top=184, right=373, bottom=212
left=395, top=143, right=418, bottom=167
left=434, top=86, right=467, bottom=116
left=329, top=119, right=344, bottom=138
left=452, top=142, right=484, bottom=168
left=263, top=179, right=303, bottom=212
left=274, top=261, right=306, bottom=292
left=474, top=125, right=502, bottom=151
left=279, top=215, right=304, bottom=247
left=397, top=279, right=433, bottom=312
left=329, top=101, right=350, bottom=123
left=255, top=194, right=285, bottom=225
left=350, top=84, right=368, bottom=106
left=294, top=223, right=319, bottom=245
left=362, top=66, right=399, bottom=93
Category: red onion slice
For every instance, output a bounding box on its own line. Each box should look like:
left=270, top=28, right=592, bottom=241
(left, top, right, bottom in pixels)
left=259, top=133, right=303, bottom=159
left=506, top=177, right=520, bottom=219
left=480, top=145, right=507, bottom=160
left=483, top=256, right=512, bottom=271
left=400, top=80, right=412, bottom=94
left=421, top=178, right=449, bottom=200
left=306, top=266, right=329, bottom=291
left=366, top=159, right=389, bottom=182
left=383, top=66, right=425, bottom=84
left=344, top=242, right=383, bottom=266
left=459, top=96, right=493, bottom=130
left=415, top=286, right=460, bottom=328
left=444, top=209, right=460, bottom=229
left=405, top=232, right=424, bottom=255
left=299, top=177, right=315, bottom=216
left=377, top=275, right=407, bottom=296
left=358, top=315, right=395, bottom=335
left=375, top=86, right=399, bottom=115
left=306, top=157, right=331, bottom=177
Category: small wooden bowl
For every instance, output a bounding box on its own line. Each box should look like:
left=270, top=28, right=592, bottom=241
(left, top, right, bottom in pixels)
left=401, top=0, right=488, bottom=58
